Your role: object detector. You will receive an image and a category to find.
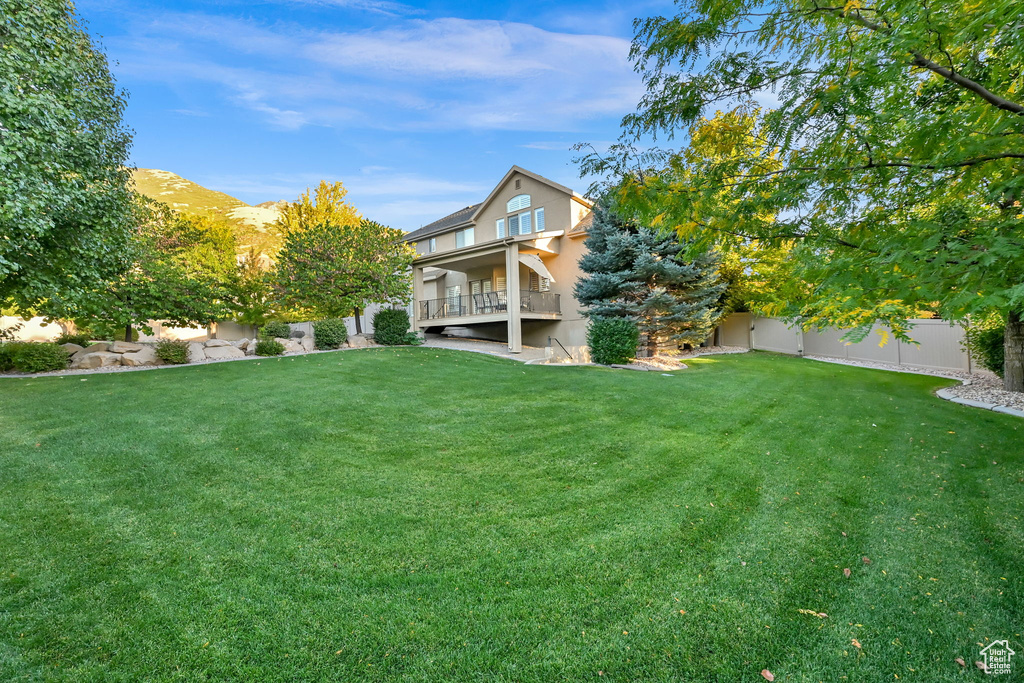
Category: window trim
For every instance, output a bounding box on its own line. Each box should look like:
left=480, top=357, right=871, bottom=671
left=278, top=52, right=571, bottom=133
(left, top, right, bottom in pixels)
left=455, top=227, right=475, bottom=249
left=534, top=206, right=545, bottom=233
left=427, top=237, right=436, bottom=253
left=496, top=218, right=505, bottom=239
left=519, top=210, right=532, bottom=234
left=507, top=194, right=531, bottom=213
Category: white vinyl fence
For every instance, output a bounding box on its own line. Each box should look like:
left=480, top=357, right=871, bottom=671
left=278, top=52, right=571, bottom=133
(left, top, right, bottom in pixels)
left=720, top=313, right=973, bottom=372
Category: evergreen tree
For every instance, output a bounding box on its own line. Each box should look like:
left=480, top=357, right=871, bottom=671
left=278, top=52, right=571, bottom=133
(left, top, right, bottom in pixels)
left=575, top=204, right=726, bottom=353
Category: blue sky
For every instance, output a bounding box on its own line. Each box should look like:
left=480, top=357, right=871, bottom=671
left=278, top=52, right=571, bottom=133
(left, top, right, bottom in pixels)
left=77, top=0, right=675, bottom=231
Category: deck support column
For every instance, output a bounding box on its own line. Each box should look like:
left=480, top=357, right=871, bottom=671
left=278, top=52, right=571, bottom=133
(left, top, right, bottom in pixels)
left=412, top=265, right=425, bottom=329
left=505, top=243, right=522, bottom=353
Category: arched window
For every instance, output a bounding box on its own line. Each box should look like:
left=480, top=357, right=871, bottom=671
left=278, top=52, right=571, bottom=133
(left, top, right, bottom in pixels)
left=506, top=194, right=531, bottom=213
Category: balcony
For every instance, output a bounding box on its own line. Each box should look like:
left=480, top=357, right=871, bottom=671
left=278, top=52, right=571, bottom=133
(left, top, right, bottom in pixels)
left=418, top=289, right=560, bottom=323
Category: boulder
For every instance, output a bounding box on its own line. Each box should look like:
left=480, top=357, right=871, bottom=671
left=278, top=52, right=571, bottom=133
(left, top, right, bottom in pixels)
left=300, top=337, right=315, bottom=352
left=109, top=341, right=143, bottom=353
left=204, top=345, right=245, bottom=360
left=121, top=346, right=159, bottom=367
left=70, top=351, right=121, bottom=369
left=61, top=343, right=85, bottom=355
left=290, top=329, right=306, bottom=338
left=273, top=337, right=303, bottom=354
left=188, top=342, right=207, bottom=363
left=74, top=342, right=109, bottom=357
left=347, top=334, right=370, bottom=349
left=235, top=338, right=251, bottom=349
left=205, top=339, right=231, bottom=348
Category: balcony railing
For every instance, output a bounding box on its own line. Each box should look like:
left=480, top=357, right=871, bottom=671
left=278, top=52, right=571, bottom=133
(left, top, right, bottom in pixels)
left=418, top=289, right=560, bottom=321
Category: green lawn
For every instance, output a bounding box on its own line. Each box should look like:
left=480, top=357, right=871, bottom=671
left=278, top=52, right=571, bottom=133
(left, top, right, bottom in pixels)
left=1, top=350, right=1021, bottom=681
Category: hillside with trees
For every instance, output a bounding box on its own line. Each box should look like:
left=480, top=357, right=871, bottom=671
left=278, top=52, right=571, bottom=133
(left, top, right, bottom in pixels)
left=131, top=169, right=283, bottom=257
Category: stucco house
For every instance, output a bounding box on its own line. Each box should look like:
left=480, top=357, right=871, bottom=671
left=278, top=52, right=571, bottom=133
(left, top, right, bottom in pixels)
left=405, top=166, right=593, bottom=356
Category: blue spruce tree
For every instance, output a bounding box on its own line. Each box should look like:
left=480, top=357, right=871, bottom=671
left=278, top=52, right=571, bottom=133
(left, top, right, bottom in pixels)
left=575, top=203, right=726, bottom=354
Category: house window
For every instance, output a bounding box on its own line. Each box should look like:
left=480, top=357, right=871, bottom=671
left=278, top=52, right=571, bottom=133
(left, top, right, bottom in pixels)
left=529, top=271, right=551, bottom=292
left=508, top=214, right=520, bottom=236
left=506, top=194, right=531, bottom=213
left=446, top=285, right=462, bottom=315
left=535, top=207, right=545, bottom=232
left=428, top=237, right=436, bottom=253
left=519, top=211, right=532, bottom=234
left=496, top=218, right=505, bottom=239
left=470, top=279, right=493, bottom=313
left=456, top=227, right=474, bottom=248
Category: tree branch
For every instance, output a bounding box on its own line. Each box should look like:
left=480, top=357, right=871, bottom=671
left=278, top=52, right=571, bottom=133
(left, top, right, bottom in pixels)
left=822, top=6, right=1024, bottom=115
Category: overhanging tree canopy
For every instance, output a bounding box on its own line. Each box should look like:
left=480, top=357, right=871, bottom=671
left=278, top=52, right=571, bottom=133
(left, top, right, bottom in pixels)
left=581, top=0, right=1024, bottom=389
left=42, top=202, right=237, bottom=341
left=0, top=1, right=135, bottom=311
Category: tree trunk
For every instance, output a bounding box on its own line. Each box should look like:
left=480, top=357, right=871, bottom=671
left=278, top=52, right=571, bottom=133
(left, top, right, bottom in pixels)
left=124, top=324, right=133, bottom=343
left=354, top=307, right=363, bottom=335
left=1005, top=311, right=1024, bottom=392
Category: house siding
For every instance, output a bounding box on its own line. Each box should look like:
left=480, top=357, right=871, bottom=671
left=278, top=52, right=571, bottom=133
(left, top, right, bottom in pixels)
left=408, top=167, right=593, bottom=354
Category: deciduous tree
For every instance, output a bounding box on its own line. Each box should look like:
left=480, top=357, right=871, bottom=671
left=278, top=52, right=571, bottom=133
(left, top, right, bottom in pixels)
left=0, top=1, right=135, bottom=312
left=43, top=203, right=236, bottom=341
left=274, top=219, right=415, bottom=333
left=273, top=180, right=361, bottom=247
left=582, top=0, right=1024, bottom=389
left=228, top=248, right=276, bottom=334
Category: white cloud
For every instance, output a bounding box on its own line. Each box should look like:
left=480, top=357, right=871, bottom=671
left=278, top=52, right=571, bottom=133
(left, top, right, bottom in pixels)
left=303, top=18, right=629, bottom=80
left=112, top=12, right=643, bottom=132
left=346, top=174, right=489, bottom=197
left=193, top=169, right=492, bottom=228
left=282, top=0, right=417, bottom=15
left=233, top=92, right=309, bottom=130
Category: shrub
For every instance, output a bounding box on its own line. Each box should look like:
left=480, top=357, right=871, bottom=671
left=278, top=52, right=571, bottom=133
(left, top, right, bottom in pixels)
left=155, top=339, right=190, bottom=365
left=261, top=321, right=292, bottom=339
left=255, top=338, right=285, bottom=356
left=313, top=318, right=348, bottom=349
left=373, top=308, right=419, bottom=345
left=965, top=319, right=1005, bottom=377
left=0, top=344, right=15, bottom=371
left=3, top=342, right=70, bottom=373
left=56, top=332, right=93, bottom=347
left=587, top=317, right=639, bottom=365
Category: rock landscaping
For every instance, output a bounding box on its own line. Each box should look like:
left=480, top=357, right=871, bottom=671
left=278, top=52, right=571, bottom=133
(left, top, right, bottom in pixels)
left=5, top=331, right=384, bottom=377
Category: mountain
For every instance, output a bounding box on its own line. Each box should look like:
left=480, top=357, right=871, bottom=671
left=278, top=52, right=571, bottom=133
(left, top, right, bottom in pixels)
left=131, top=169, right=285, bottom=254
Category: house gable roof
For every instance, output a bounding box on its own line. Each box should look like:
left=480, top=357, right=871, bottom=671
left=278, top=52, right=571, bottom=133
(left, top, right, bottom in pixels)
left=568, top=210, right=594, bottom=237
left=403, top=165, right=593, bottom=243
left=404, top=203, right=480, bottom=243
left=471, top=165, right=590, bottom=221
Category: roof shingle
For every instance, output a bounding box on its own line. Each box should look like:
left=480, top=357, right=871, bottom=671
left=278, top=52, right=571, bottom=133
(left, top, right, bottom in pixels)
left=404, top=204, right=480, bottom=242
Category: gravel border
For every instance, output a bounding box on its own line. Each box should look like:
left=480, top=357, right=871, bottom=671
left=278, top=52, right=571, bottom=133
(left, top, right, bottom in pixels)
left=805, top=354, right=1024, bottom=418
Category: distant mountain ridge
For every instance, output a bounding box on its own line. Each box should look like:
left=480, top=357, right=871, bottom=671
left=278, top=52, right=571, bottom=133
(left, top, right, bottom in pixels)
left=131, top=168, right=285, bottom=254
